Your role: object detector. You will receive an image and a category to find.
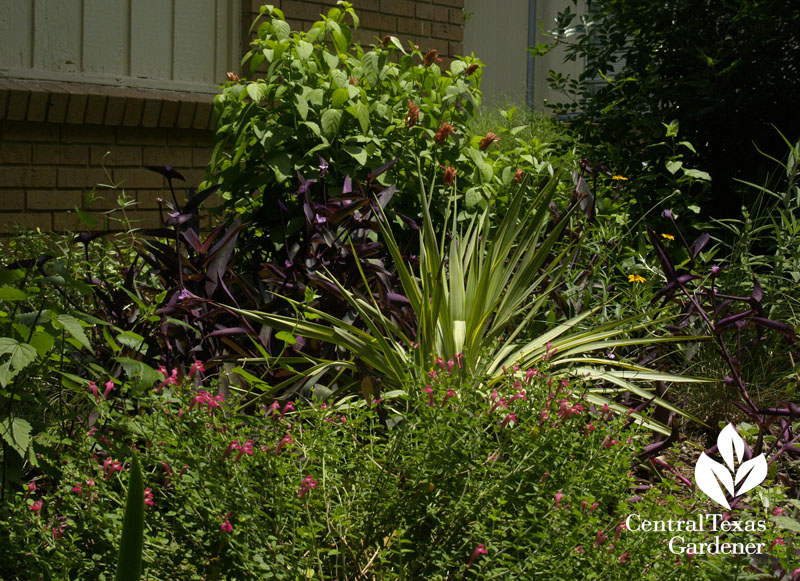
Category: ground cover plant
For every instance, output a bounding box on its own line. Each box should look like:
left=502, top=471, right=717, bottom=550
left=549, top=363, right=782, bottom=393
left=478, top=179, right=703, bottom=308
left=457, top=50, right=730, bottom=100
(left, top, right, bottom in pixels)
left=1, top=1, right=800, bottom=578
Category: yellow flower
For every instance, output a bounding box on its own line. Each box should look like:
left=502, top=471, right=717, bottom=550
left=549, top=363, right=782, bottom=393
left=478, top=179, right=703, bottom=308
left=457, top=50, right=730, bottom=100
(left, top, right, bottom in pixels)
left=661, top=233, right=675, bottom=240
left=612, top=175, right=628, bottom=181
left=628, top=274, right=646, bottom=284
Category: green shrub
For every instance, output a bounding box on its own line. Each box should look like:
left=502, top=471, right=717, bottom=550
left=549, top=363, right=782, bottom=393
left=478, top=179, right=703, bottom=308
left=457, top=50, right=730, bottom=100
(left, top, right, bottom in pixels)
left=3, top=365, right=792, bottom=579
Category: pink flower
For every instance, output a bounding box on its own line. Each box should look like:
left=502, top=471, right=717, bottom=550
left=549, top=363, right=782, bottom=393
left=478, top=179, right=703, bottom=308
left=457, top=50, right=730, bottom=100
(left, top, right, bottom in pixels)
left=543, top=342, right=557, bottom=360
left=144, top=487, right=154, bottom=506
left=594, top=530, right=608, bottom=547
left=554, top=490, right=563, bottom=510
left=102, top=457, right=123, bottom=479
left=280, top=401, right=295, bottom=419
left=221, top=518, right=233, bottom=533
left=500, top=412, right=517, bottom=428
left=575, top=545, right=584, bottom=555
left=275, top=434, right=293, bottom=455
left=26, top=480, right=37, bottom=494
left=602, top=438, right=621, bottom=448
left=188, top=360, right=205, bottom=379
left=540, top=410, right=549, bottom=421
left=619, top=553, right=630, bottom=564
left=613, top=522, right=627, bottom=542
left=423, top=385, right=434, bottom=406
left=447, top=359, right=455, bottom=373
left=455, top=353, right=464, bottom=368
left=588, top=501, right=598, bottom=513
left=103, top=380, right=114, bottom=400
left=223, top=440, right=241, bottom=459
left=443, top=388, right=456, bottom=405
left=768, top=537, right=785, bottom=551
left=30, top=500, right=43, bottom=513
left=773, top=507, right=785, bottom=516
left=88, top=381, right=98, bottom=402
left=524, top=368, right=540, bottom=384
left=235, top=439, right=254, bottom=462
left=466, top=544, right=488, bottom=568
left=298, top=474, right=319, bottom=498
left=509, top=390, right=527, bottom=403
left=541, top=471, right=550, bottom=483
left=72, top=483, right=83, bottom=495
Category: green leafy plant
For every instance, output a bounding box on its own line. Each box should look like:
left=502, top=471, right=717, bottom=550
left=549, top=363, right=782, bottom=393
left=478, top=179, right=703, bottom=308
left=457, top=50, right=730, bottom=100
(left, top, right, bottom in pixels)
left=115, top=451, right=144, bottom=581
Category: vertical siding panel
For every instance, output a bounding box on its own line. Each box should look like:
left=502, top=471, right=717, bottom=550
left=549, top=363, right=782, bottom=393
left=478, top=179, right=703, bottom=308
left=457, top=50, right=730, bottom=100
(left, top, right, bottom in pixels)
left=174, top=0, right=216, bottom=83
left=33, top=0, right=82, bottom=73
left=215, top=0, right=228, bottom=84
left=0, top=2, right=33, bottom=69
left=83, top=0, right=126, bottom=76
left=131, top=0, right=173, bottom=81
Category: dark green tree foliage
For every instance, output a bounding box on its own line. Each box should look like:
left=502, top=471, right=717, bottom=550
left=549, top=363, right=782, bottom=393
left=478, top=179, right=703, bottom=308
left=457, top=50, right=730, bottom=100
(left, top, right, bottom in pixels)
left=537, top=0, right=800, bottom=216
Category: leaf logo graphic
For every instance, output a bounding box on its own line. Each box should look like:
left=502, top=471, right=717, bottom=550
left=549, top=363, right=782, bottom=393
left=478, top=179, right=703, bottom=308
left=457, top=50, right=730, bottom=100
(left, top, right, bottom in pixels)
left=694, top=424, right=767, bottom=509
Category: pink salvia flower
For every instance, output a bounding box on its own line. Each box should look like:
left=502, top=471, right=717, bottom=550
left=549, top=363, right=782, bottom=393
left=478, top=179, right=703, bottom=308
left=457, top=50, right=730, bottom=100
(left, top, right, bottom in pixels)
left=72, top=483, right=83, bottom=495
left=443, top=388, right=456, bottom=405
left=88, top=381, right=98, bottom=402
left=602, top=438, right=620, bottom=448
left=510, top=390, right=527, bottom=403
left=298, top=474, right=319, bottom=498
left=223, top=440, right=241, bottom=459
left=275, top=434, right=293, bottom=455
left=614, top=522, right=627, bottom=542
left=554, top=490, right=563, bottom=510
left=589, top=501, right=598, bottom=513
left=144, top=487, right=154, bottom=506
left=428, top=369, right=438, bottom=379
left=188, top=360, right=205, bottom=379
left=434, top=356, right=445, bottom=371
left=30, top=500, right=43, bottom=513
left=280, top=401, right=295, bottom=419
left=773, top=507, right=785, bottom=516
left=455, top=353, right=464, bottom=368
left=103, top=380, right=114, bottom=401
left=619, top=553, right=630, bottom=564
left=466, top=544, right=488, bottom=568
left=423, top=385, right=434, bottom=406
left=594, top=530, right=608, bottom=547
left=500, top=412, right=517, bottom=428
left=235, top=439, right=254, bottom=462
left=220, top=518, right=233, bottom=533
left=447, top=359, right=455, bottom=373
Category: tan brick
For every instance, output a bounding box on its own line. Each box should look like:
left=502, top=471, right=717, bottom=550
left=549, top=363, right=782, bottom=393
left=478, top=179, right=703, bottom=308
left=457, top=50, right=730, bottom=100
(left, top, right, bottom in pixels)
left=420, top=38, right=449, bottom=56
left=449, top=7, right=464, bottom=25
left=176, top=101, right=197, bottom=129
left=122, top=210, right=163, bottom=229
left=6, top=87, right=30, bottom=121
left=123, top=97, right=145, bottom=127
left=281, top=1, right=326, bottom=22
left=65, top=92, right=88, bottom=124
left=181, top=169, right=206, bottom=185
left=192, top=101, right=213, bottom=131
left=46, top=87, right=70, bottom=123
left=0, top=212, right=53, bottom=233
left=361, top=11, right=396, bottom=31
left=104, top=95, right=127, bottom=125
left=90, top=146, right=142, bottom=166
left=0, top=88, right=9, bottom=121
left=137, top=190, right=175, bottom=210
left=416, top=3, right=449, bottom=22
left=26, top=90, right=49, bottom=122
left=192, top=147, right=212, bottom=168
left=112, top=168, right=166, bottom=189
left=431, top=22, right=462, bottom=42
left=1, top=121, right=60, bottom=142
left=168, top=129, right=214, bottom=147
left=432, top=0, right=462, bottom=6
left=0, top=191, right=25, bottom=210
left=84, top=94, right=107, bottom=124
left=57, top=168, right=110, bottom=189
left=448, top=41, right=462, bottom=58
left=141, top=99, right=161, bottom=127
left=0, top=144, right=32, bottom=164
left=397, top=16, right=427, bottom=36
left=158, top=99, right=180, bottom=127
left=381, top=0, right=414, bottom=17
left=27, top=190, right=83, bottom=211
left=116, top=127, right=168, bottom=146
left=61, top=123, right=115, bottom=144
left=142, top=146, right=192, bottom=167
left=0, top=167, right=57, bottom=188
left=33, top=144, right=89, bottom=165
left=52, top=211, right=106, bottom=232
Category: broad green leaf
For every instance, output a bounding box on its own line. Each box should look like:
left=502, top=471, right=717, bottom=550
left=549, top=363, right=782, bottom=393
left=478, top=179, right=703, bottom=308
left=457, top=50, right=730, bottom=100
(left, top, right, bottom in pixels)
left=343, top=145, right=368, bottom=166
left=323, top=51, right=339, bottom=71
left=332, top=30, right=348, bottom=53
left=0, top=286, right=27, bottom=301
left=355, top=101, right=369, bottom=134
left=276, top=331, right=298, bottom=345
left=0, top=338, right=37, bottom=388
left=0, top=415, right=32, bottom=457
left=772, top=515, right=800, bottom=533
left=450, top=60, right=467, bottom=75
left=115, top=452, right=144, bottom=581
left=54, top=314, right=91, bottom=349
left=272, top=18, right=290, bottom=41
left=683, top=168, right=712, bottom=181
left=361, top=52, right=380, bottom=77
left=116, top=357, right=161, bottom=386
left=266, top=152, right=293, bottom=182
left=331, top=87, right=350, bottom=108
left=666, top=160, right=683, bottom=174
left=117, top=331, right=147, bottom=353
left=321, top=109, right=343, bottom=140
left=29, top=329, right=55, bottom=358
left=296, top=40, right=313, bottom=61
left=307, top=88, right=324, bottom=107
left=295, top=94, right=309, bottom=120
left=246, top=83, right=268, bottom=103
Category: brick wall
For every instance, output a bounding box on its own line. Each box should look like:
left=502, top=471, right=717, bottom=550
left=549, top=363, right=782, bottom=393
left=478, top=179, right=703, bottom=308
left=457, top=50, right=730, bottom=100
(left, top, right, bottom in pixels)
left=244, top=1, right=464, bottom=63
left=0, top=1, right=465, bottom=233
